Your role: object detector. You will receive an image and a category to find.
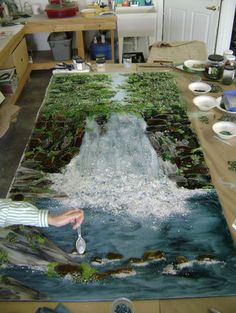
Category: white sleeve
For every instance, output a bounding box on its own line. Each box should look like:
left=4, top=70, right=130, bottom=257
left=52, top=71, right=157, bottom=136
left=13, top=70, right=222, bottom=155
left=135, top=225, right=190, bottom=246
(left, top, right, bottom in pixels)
left=0, top=199, right=49, bottom=228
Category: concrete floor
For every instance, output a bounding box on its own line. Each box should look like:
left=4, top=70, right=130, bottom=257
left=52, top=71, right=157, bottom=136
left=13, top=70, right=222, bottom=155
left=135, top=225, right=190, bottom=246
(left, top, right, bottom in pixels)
left=0, top=70, right=52, bottom=197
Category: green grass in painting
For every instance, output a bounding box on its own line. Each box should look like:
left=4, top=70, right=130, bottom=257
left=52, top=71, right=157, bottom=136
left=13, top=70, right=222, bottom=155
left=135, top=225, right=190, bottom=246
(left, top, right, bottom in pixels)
left=10, top=72, right=214, bottom=200
left=43, top=72, right=184, bottom=122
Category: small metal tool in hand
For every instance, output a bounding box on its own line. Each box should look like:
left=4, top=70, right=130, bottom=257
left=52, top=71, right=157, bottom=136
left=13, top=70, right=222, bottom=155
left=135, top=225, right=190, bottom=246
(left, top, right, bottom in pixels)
left=76, top=225, right=86, bottom=254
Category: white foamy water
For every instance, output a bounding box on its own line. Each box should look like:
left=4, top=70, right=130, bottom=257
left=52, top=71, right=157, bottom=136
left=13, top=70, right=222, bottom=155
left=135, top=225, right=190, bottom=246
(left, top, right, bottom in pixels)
left=51, top=113, right=204, bottom=220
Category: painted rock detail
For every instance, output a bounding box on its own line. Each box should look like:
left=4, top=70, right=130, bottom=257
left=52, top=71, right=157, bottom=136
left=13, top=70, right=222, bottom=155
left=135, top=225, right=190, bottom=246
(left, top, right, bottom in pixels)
left=126, top=257, right=145, bottom=265
left=91, top=256, right=103, bottom=264
left=143, top=251, right=165, bottom=260
left=106, top=252, right=123, bottom=260
left=176, top=256, right=189, bottom=264
left=197, top=255, right=216, bottom=262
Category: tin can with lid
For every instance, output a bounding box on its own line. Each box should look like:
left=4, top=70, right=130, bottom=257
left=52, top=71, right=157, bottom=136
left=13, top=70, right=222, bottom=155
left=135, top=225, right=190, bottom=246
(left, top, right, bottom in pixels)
left=72, top=56, right=84, bottom=71
left=222, top=65, right=235, bottom=85
left=123, top=54, right=132, bottom=68
left=205, top=54, right=224, bottom=80
left=96, top=54, right=106, bottom=72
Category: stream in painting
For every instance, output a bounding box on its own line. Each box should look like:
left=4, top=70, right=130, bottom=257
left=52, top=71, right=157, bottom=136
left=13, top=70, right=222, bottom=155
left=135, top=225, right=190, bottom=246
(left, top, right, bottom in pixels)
left=2, top=72, right=236, bottom=300
left=3, top=112, right=236, bottom=300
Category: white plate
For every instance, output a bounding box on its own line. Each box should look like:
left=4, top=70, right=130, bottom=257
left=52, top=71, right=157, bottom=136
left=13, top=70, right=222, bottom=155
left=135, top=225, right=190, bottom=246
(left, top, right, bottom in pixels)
left=188, top=82, right=211, bottom=95
left=193, top=95, right=217, bottom=111
left=184, top=59, right=206, bottom=72
left=212, top=121, right=236, bottom=140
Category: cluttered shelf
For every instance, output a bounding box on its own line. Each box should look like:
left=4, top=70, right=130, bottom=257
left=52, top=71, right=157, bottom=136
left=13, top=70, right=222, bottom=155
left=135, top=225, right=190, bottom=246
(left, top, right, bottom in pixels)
left=24, top=13, right=117, bottom=67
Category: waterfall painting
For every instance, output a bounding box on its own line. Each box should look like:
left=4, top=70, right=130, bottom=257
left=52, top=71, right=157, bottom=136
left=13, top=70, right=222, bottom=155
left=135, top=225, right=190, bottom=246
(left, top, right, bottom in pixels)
left=1, top=72, right=236, bottom=301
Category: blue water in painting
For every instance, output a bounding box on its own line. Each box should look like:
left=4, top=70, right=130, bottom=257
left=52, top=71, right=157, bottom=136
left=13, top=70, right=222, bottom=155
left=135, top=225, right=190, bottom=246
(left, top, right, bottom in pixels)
left=3, top=191, right=236, bottom=301
left=2, top=113, right=236, bottom=301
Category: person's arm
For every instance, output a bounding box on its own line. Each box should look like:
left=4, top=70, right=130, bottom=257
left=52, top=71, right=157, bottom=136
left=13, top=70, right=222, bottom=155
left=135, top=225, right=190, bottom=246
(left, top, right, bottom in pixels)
left=0, top=199, right=84, bottom=229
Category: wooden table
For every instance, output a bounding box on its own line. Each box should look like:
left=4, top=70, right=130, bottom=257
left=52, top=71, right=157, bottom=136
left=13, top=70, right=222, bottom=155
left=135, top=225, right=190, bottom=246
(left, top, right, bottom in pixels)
left=24, top=14, right=117, bottom=70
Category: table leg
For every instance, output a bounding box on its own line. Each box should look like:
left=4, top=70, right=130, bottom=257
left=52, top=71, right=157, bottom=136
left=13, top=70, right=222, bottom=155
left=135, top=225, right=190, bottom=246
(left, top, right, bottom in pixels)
left=76, top=31, right=85, bottom=59
left=110, top=29, right=115, bottom=63
left=118, top=37, right=124, bottom=64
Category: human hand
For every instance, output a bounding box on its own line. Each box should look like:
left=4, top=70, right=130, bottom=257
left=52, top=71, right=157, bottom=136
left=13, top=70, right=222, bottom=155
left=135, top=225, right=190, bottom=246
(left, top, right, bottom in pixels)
left=48, top=209, right=84, bottom=229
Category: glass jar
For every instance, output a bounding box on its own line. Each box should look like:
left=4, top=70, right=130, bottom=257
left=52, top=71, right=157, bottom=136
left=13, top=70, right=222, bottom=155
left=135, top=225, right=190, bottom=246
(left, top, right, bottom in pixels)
left=96, top=54, right=106, bottom=71
left=222, top=65, right=235, bottom=85
left=72, top=56, right=84, bottom=71
left=225, top=54, right=235, bottom=67
left=223, top=49, right=234, bottom=61
left=123, top=54, right=132, bottom=68
left=205, top=54, right=224, bottom=80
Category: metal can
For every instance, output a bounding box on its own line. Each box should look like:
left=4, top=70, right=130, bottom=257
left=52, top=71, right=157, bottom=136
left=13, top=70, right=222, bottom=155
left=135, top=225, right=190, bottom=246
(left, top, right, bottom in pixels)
left=123, top=53, right=132, bottom=68
left=72, top=56, right=84, bottom=71
left=222, top=65, right=235, bottom=85
left=205, top=54, right=224, bottom=80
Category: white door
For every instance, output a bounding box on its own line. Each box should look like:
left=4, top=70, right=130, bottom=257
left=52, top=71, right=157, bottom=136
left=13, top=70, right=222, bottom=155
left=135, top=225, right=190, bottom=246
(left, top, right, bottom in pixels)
left=163, top=0, right=222, bottom=54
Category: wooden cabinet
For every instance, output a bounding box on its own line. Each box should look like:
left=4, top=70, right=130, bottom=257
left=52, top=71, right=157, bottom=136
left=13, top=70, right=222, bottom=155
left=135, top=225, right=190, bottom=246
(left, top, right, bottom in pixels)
left=1, top=37, right=29, bottom=80
left=0, top=30, right=31, bottom=107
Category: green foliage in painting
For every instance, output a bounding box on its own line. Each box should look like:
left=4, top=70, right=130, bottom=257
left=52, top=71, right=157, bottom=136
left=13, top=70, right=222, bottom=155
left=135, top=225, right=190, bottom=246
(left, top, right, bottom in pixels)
left=0, top=248, right=8, bottom=265
left=79, top=262, right=97, bottom=282
left=6, top=232, right=17, bottom=243
left=47, top=262, right=60, bottom=278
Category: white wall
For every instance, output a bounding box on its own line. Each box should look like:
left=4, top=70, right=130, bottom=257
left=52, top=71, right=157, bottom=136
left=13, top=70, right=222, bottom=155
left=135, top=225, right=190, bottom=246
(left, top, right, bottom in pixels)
left=216, top=0, right=236, bottom=54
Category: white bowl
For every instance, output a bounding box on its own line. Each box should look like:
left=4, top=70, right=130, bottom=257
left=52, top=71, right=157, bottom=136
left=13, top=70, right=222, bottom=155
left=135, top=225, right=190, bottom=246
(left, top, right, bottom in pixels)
left=184, top=60, right=206, bottom=72
left=193, top=95, right=217, bottom=111
left=188, top=82, right=211, bottom=95
left=212, top=121, right=236, bottom=140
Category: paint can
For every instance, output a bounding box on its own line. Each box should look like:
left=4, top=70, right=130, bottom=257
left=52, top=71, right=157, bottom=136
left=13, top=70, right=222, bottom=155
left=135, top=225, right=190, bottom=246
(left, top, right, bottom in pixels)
left=123, top=54, right=132, bottom=68
left=72, top=56, right=85, bottom=71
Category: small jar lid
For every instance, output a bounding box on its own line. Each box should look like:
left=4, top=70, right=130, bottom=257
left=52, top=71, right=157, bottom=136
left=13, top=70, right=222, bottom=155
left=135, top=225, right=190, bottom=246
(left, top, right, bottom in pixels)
left=225, top=55, right=235, bottom=61
left=224, top=65, right=235, bottom=70
left=123, top=53, right=133, bottom=59
left=96, top=54, right=105, bottom=60
left=224, top=49, right=234, bottom=55
left=72, top=56, right=84, bottom=63
left=96, top=59, right=105, bottom=64
left=208, top=54, right=224, bottom=62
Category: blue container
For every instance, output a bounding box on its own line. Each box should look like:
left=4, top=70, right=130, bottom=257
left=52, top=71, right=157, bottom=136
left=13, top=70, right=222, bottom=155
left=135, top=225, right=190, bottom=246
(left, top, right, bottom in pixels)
left=90, top=42, right=112, bottom=60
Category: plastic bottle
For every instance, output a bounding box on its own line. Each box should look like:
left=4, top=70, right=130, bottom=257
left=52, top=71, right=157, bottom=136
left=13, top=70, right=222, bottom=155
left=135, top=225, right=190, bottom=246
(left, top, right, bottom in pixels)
left=222, top=65, right=235, bottom=85
left=101, top=34, right=105, bottom=44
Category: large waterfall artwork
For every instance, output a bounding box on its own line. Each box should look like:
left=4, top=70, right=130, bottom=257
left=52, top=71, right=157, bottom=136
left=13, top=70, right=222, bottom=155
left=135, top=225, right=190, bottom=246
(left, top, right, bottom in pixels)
left=1, top=72, right=236, bottom=301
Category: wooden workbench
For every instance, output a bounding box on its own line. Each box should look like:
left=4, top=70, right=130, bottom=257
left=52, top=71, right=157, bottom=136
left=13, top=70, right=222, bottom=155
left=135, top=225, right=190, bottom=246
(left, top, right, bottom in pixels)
left=24, top=14, right=117, bottom=70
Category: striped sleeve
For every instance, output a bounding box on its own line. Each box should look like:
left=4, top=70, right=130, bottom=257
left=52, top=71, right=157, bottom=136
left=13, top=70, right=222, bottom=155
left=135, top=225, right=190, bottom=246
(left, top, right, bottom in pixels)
left=0, top=199, right=49, bottom=228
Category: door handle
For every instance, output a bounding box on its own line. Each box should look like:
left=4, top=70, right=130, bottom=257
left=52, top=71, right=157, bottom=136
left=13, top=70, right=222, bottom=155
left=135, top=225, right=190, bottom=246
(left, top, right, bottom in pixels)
left=206, top=5, right=217, bottom=11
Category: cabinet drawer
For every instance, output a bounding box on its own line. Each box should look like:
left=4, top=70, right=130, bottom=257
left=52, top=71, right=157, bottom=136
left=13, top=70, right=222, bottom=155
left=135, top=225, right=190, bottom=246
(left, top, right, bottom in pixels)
left=13, top=37, right=29, bottom=80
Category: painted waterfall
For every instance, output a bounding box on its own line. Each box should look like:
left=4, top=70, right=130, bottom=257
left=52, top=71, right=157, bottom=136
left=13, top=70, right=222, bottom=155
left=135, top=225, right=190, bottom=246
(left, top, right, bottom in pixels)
left=1, top=72, right=236, bottom=300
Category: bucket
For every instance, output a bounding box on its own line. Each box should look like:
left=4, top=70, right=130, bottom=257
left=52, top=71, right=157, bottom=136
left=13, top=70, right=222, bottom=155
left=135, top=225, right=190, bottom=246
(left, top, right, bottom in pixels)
left=90, top=42, right=112, bottom=60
